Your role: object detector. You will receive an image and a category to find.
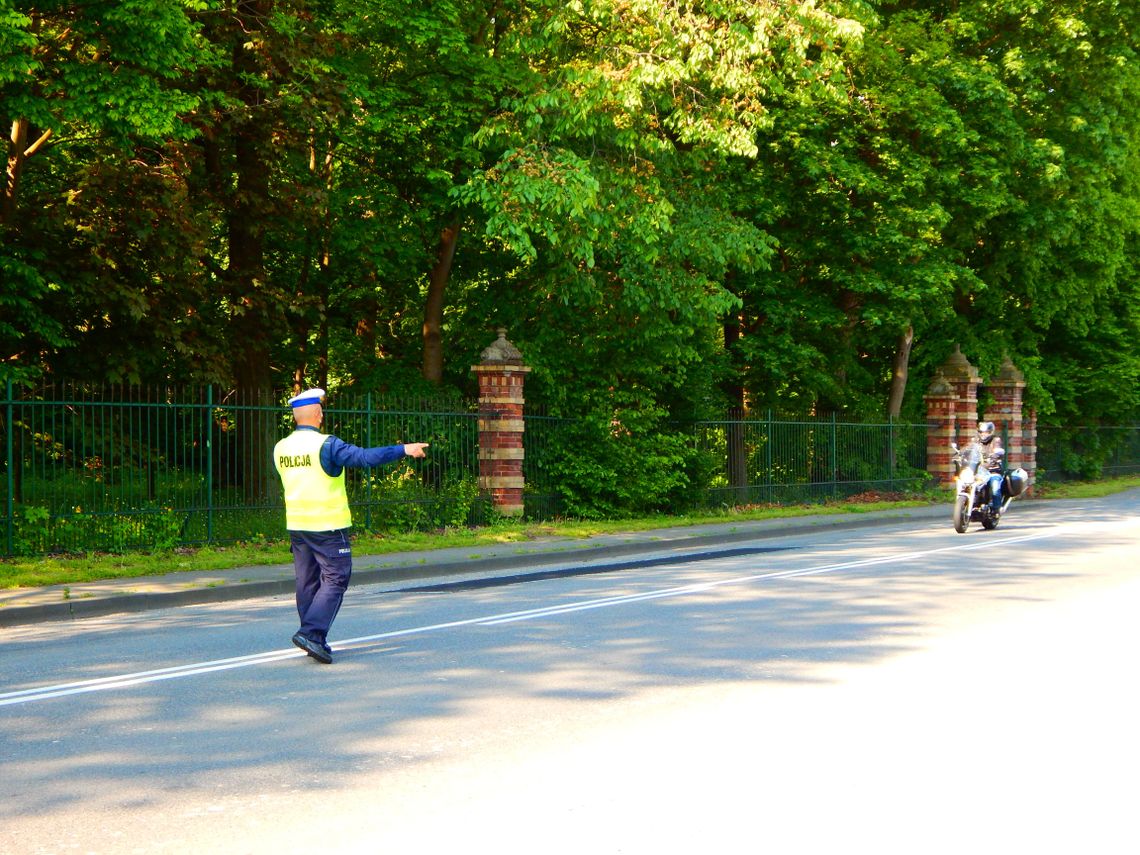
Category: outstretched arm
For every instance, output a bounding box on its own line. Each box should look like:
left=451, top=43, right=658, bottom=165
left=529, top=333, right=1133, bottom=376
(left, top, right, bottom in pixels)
left=322, top=437, right=430, bottom=472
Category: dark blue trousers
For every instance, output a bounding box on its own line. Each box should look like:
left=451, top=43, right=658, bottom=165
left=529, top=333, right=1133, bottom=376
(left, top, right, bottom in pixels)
left=289, top=530, right=353, bottom=643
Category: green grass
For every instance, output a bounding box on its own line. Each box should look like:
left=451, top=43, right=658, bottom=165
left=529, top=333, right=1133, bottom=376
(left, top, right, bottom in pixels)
left=1031, top=473, right=1140, bottom=499
left=2, top=476, right=1138, bottom=590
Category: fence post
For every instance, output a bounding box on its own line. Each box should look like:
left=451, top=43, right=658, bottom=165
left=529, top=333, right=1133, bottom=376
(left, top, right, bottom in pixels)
left=830, top=411, right=838, bottom=497
left=206, top=384, right=214, bottom=544
left=726, top=406, right=747, bottom=503
left=5, top=378, right=12, bottom=556
left=365, top=391, right=373, bottom=531
left=765, top=409, right=773, bottom=501
left=471, top=329, right=531, bottom=516
left=888, top=415, right=895, bottom=487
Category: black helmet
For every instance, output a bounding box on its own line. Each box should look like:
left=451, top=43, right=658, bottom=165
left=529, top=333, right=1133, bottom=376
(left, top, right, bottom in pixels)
left=977, top=421, right=995, bottom=444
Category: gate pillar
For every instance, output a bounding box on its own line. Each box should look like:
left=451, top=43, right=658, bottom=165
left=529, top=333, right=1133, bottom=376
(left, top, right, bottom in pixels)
left=471, top=329, right=530, bottom=516
left=988, top=355, right=1029, bottom=483
left=941, top=345, right=981, bottom=442
left=925, top=371, right=958, bottom=487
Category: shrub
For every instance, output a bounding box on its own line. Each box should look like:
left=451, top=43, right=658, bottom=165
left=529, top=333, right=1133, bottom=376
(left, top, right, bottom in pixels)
left=541, top=416, right=705, bottom=519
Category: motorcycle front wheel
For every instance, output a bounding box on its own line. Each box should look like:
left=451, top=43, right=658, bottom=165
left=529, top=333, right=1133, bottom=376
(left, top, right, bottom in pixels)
left=953, top=494, right=969, bottom=533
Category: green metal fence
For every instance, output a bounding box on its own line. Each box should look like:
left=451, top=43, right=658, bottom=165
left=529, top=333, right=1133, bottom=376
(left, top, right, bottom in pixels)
left=1036, top=425, right=1140, bottom=481
left=9, top=380, right=1134, bottom=557
left=1, top=382, right=483, bottom=557
left=691, top=411, right=930, bottom=507
left=520, top=411, right=572, bottom=519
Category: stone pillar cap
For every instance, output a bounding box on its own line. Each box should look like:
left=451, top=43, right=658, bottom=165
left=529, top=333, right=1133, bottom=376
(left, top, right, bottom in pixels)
left=475, top=328, right=527, bottom=367
left=941, top=344, right=981, bottom=383
left=925, top=369, right=954, bottom=398
left=994, top=354, right=1026, bottom=384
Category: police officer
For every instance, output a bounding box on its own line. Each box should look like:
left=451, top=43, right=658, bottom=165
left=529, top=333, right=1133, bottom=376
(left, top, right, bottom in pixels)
left=274, top=388, right=428, bottom=663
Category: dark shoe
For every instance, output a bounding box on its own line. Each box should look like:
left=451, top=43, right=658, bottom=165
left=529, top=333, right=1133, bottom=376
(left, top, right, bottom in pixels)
left=292, top=632, right=333, bottom=664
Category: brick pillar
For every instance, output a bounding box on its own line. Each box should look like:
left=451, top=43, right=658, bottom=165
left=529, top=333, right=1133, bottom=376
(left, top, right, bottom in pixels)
left=925, top=371, right=958, bottom=487
left=988, top=354, right=1026, bottom=470
left=941, top=344, right=981, bottom=443
left=471, top=329, right=531, bottom=516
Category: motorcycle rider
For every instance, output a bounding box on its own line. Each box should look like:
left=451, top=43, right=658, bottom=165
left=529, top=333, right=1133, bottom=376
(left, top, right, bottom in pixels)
left=975, top=421, right=1005, bottom=513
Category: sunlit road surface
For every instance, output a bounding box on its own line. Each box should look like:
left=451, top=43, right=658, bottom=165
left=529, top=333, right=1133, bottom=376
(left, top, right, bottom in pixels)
left=3, top=491, right=1139, bottom=854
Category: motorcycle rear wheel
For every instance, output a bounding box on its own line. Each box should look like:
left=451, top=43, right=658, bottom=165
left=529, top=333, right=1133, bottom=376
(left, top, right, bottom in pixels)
left=953, top=494, right=969, bottom=533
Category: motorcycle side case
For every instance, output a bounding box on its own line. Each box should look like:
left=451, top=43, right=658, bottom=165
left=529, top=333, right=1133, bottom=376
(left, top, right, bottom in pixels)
left=1004, top=467, right=1028, bottom=497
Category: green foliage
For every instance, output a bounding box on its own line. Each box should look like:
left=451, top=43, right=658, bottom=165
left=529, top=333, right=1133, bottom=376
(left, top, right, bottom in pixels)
left=944, top=0, right=1140, bottom=422
left=9, top=504, right=187, bottom=556
left=2, top=0, right=1139, bottom=520
left=540, top=413, right=704, bottom=519
left=0, top=248, right=67, bottom=381
left=2, top=0, right=224, bottom=383
left=453, top=145, right=602, bottom=267
left=2, top=1, right=209, bottom=145
left=1037, top=426, right=1140, bottom=482
left=9, top=505, right=51, bottom=557
left=365, top=473, right=483, bottom=532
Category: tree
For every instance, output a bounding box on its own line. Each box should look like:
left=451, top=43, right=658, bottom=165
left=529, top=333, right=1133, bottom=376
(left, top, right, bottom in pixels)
left=445, top=0, right=869, bottom=511
left=721, top=6, right=1025, bottom=420
left=948, top=0, right=1140, bottom=423
left=454, top=0, right=868, bottom=402
left=1, top=0, right=214, bottom=381
left=313, top=0, right=516, bottom=391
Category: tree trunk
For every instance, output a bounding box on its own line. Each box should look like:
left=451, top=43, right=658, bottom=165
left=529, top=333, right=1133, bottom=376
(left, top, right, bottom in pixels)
left=422, top=218, right=460, bottom=384
left=316, top=258, right=330, bottom=392
left=355, top=302, right=377, bottom=361
left=353, top=274, right=380, bottom=375
left=291, top=364, right=306, bottom=398
left=887, top=324, right=914, bottom=418
left=827, top=287, right=863, bottom=413
left=227, top=1, right=275, bottom=501
left=3, top=119, right=50, bottom=227
left=2, top=119, right=27, bottom=227
left=228, top=113, right=271, bottom=393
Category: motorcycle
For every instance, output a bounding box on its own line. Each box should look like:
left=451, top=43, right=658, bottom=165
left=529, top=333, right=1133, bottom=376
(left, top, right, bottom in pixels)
left=950, top=441, right=1028, bottom=533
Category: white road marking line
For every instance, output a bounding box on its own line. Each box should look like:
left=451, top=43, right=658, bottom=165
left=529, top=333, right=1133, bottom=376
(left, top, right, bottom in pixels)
left=1, top=520, right=1130, bottom=708
left=0, top=649, right=303, bottom=705
left=469, top=527, right=1063, bottom=625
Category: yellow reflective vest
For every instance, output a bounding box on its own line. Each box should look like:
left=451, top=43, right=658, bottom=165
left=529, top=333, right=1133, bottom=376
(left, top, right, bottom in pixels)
left=274, top=429, right=352, bottom=531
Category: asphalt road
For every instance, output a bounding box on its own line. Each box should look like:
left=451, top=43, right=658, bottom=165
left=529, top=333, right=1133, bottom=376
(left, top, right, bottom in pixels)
left=3, top=491, right=1139, bottom=854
